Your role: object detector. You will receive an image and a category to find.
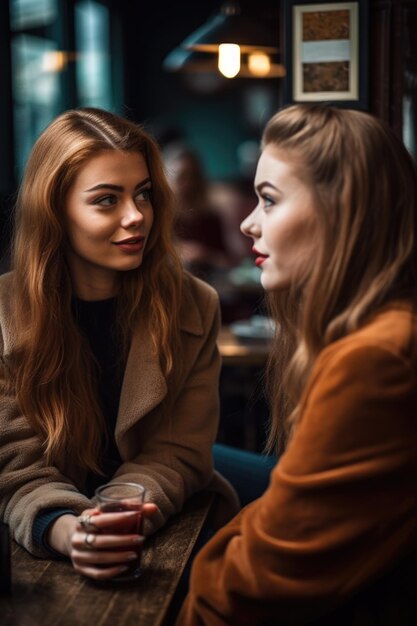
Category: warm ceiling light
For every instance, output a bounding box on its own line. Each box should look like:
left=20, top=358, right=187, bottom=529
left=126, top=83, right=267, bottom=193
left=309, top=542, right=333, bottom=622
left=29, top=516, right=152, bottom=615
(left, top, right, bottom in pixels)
left=42, top=51, right=67, bottom=73
left=163, top=48, right=286, bottom=80
left=248, top=51, right=271, bottom=77
left=218, top=43, right=240, bottom=78
left=41, top=51, right=78, bottom=73
left=163, top=0, right=283, bottom=80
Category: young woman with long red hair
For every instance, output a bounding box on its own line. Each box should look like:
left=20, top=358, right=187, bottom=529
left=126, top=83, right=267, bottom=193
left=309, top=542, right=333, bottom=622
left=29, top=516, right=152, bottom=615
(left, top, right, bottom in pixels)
left=177, top=104, right=417, bottom=625
left=0, top=108, right=237, bottom=581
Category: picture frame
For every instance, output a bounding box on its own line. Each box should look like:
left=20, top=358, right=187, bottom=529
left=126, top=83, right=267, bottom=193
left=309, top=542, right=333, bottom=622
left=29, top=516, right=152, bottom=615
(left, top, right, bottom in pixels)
left=281, top=0, right=368, bottom=108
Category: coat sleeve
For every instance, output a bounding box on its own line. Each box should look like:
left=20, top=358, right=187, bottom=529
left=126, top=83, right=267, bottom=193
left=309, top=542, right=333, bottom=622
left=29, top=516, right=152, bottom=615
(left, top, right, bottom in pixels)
left=176, top=342, right=417, bottom=626
left=0, top=355, right=92, bottom=558
left=111, top=284, right=225, bottom=535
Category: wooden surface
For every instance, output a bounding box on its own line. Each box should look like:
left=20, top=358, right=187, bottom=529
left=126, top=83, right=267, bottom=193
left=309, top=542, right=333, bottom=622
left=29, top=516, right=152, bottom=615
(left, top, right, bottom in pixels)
left=0, top=491, right=214, bottom=626
left=217, top=326, right=270, bottom=366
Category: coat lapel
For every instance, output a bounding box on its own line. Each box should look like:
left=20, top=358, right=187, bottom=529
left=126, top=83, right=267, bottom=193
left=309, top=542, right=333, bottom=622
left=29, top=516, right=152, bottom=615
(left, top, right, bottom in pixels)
left=115, top=276, right=205, bottom=441
left=116, top=321, right=167, bottom=439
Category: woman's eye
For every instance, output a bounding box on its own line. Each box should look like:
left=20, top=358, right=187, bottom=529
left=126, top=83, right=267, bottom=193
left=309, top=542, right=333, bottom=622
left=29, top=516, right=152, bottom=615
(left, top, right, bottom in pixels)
left=261, top=194, right=274, bottom=209
left=135, top=188, right=152, bottom=203
left=94, top=195, right=117, bottom=207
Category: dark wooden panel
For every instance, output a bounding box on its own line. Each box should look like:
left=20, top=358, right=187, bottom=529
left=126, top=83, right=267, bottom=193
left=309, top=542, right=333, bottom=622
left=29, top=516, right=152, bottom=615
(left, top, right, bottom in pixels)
left=370, top=0, right=417, bottom=140
left=369, top=0, right=393, bottom=122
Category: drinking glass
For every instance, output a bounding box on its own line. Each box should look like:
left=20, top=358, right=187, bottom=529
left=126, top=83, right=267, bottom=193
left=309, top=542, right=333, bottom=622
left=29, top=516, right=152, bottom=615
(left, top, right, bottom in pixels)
left=95, top=481, right=145, bottom=581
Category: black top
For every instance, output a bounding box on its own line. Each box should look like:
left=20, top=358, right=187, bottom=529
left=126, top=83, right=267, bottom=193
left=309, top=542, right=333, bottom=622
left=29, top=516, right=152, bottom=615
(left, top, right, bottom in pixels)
left=32, top=297, right=128, bottom=553
left=72, top=296, right=125, bottom=496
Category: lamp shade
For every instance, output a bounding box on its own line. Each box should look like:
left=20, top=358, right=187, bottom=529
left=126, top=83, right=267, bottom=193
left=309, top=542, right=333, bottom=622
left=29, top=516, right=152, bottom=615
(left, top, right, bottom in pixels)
left=180, top=1, right=279, bottom=54
left=162, top=1, right=284, bottom=80
left=182, top=15, right=278, bottom=54
left=163, top=48, right=219, bottom=73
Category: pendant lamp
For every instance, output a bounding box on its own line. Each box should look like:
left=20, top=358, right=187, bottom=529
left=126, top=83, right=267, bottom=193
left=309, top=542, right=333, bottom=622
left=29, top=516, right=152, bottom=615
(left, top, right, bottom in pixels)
left=163, top=1, right=285, bottom=80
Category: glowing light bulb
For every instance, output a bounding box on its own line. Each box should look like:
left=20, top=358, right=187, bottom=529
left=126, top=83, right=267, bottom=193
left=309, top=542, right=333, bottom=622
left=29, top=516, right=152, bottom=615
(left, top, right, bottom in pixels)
left=42, top=51, right=67, bottom=73
left=218, top=44, right=240, bottom=78
left=248, top=51, right=271, bottom=77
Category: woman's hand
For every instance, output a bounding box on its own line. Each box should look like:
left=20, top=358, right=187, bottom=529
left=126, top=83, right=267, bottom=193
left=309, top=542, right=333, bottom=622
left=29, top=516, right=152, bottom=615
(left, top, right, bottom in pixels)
left=47, top=503, right=158, bottom=580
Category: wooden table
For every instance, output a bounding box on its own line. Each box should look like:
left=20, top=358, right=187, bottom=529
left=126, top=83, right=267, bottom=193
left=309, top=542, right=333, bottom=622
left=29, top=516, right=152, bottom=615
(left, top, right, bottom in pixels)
left=0, top=491, right=214, bottom=626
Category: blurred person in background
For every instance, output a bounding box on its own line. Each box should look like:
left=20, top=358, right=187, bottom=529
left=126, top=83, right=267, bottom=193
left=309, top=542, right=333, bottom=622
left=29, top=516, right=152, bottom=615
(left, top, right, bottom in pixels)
left=208, top=177, right=255, bottom=264
left=163, top=144, right=236, bottom=281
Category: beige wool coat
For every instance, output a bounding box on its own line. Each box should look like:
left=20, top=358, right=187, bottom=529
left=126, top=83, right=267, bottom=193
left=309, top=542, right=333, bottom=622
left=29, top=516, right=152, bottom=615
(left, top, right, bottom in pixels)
left=0, top=271, right=238, bottom=557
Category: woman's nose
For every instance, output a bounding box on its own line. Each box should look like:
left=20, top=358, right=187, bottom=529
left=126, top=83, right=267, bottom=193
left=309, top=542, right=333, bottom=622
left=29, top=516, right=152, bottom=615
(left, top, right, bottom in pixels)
left=121, top=200, right=144, bottom=229
left=240, top=206, right=260, bottom=239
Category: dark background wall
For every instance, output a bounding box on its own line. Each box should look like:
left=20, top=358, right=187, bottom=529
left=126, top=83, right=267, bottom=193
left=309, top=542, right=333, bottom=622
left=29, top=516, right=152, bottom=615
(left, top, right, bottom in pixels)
left=118, top=0, right=282, bottom=178
left=1, top=0, right=417, bottom=224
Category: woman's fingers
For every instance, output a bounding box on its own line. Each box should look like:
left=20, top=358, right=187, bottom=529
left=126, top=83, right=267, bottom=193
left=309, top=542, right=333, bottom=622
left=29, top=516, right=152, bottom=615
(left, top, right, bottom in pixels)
left=70, top=531, right=144, bottom=580
left=142, top=503, right=158, bottom=516
left=71, top=530, right=144, bottom=551
left=70, top=501, right=157, bottom=581
left=77, top=510, right=140, bottom=532
left=72, top=562, right=130, bottom=581
left=76, top=503, right=158, bottom=533
left=80, top=507, right=98, bottom=516
left=71, top=547, right=139, bottom=565
left=76, top=508, right=101, bottom=532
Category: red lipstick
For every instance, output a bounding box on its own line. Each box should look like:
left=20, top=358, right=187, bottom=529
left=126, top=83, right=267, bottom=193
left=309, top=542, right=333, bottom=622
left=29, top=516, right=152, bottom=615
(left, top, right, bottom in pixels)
left=252, top=247, right=268, bottom=267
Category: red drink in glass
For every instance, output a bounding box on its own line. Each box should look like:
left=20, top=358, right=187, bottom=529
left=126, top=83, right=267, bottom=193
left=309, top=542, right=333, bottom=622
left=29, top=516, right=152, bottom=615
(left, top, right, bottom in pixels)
left=95, top=483, right=146, bottom=581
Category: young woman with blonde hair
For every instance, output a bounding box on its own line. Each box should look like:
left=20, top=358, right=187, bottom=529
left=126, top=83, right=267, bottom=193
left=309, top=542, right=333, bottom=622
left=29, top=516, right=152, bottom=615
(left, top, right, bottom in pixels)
left=0, top=108, right=237, bottom=580
left=177, top=104, right=417, bottom=625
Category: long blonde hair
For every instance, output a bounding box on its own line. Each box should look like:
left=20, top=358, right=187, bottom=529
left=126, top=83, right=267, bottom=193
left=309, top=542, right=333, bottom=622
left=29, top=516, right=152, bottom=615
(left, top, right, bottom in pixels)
left=11, top=107, right=183, bottom=473
left=263, top=104, right=417, bottom=452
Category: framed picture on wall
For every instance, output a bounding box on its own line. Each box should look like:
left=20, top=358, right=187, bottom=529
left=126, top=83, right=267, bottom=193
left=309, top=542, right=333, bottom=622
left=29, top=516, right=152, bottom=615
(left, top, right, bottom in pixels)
left=281, top=0, right=369, bottom=108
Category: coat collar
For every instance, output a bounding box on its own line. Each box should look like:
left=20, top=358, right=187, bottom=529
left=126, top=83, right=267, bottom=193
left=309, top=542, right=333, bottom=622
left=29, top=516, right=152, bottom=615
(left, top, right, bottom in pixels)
left=116, top=323, right=167, bottom=439
left=116, top=276, right=205, bottom=440
left=178, top=275, right=205, bottom=336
